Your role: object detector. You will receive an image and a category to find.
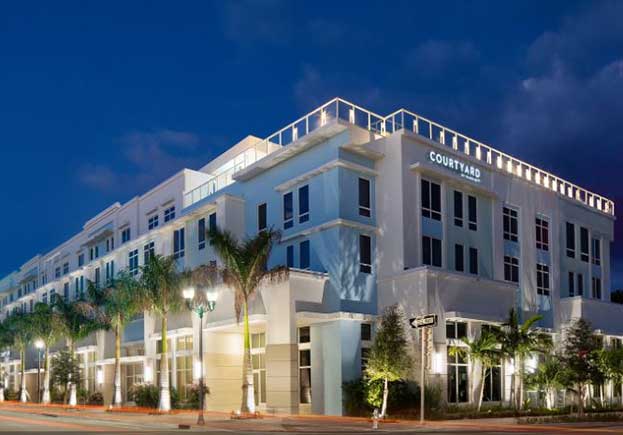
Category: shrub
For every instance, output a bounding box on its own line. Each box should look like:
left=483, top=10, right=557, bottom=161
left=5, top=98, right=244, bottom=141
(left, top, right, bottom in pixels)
left=129, top=384, right=179, bottom=409
left=4, top=389, right=18, bottom=401
left=342, top=378, right=423, bottom=417
left=88, top=391, right=104, bottom=406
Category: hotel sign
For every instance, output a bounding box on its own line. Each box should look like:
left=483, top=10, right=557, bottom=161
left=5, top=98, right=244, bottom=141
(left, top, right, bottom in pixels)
left=428, top=151, right=481, bottom=183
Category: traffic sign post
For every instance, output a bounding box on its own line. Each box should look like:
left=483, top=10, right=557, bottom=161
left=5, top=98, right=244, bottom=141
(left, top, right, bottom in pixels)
left=409, top=314, right=438, bottom=424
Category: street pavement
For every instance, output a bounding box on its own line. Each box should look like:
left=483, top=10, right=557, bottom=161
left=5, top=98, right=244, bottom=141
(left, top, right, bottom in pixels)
left=0, top=403, right=623, bottom=434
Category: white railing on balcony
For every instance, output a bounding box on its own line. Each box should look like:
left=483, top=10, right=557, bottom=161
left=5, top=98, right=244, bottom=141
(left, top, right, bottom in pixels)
left=183, top=98, right=614, bottom=216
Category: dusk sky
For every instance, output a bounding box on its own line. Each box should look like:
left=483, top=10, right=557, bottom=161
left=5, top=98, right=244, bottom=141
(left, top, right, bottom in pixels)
left=1, top=1, right=622, bottom=287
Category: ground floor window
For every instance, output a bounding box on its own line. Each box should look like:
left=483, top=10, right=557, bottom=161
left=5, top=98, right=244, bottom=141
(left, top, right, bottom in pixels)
left=176, top=355, right=192, bottom=400
left=447, top=349, right=468, bottom=403
left=124, top=363, right=144, bottom=402
left=251, top=332, right=266, bottom=406
left=482, top=365, right=502, bottom=402
left=80, top=351, right=96, bottom=392
left=298, top=327, right=311, bottom=404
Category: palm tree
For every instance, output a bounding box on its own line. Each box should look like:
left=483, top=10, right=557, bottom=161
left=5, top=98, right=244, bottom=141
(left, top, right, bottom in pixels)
left=495, top=308, right=551, bottom=409
left=449, top=330, right=500, bottom=411
left=207, top=228, right=286, bottom=414
left=29, top=302, right=65, bottom=404
left=138, top=254, right=186, bottom=412
left=83, top=272, right=142, bottom=407
left=4, top=311, right=34, bottom=402
left=53, top=295, right=101, bottom=406
left=525, top=354, right=566, bottom=409
left=0, top=319, right=13, bottom=402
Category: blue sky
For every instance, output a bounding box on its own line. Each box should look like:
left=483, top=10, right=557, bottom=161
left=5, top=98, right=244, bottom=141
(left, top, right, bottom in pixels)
left=1, top=1, right=622, bottom=287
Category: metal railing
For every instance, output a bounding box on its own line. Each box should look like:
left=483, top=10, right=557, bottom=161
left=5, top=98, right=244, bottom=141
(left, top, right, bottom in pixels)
left=183, top=98, right=614, bottom=216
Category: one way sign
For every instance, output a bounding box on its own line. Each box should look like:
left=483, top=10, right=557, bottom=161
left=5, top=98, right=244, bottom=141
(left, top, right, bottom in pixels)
left=409, top=314, right=438, bottom=329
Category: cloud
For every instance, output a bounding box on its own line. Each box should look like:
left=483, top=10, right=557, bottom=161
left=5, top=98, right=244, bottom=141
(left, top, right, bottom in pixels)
left=405, top=40, right=480, bottom=78
left=79, top=129, right=207, bottom=195
left=218, top=0, right=294, bottom=45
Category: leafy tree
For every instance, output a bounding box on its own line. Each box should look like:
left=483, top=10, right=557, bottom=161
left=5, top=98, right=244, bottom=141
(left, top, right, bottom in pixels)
left=449, top=330, right=500, bottom=411
left=138, top=254, right=186, bottom=412
left=0, top=320, right=12, bottom=402
left=50, top=349, right=81, bottom=403
left=207, top=228, right=286, bottom=414
left=560, top=318, right=601, bottom=415
left=83, top=272, right=142, bottom=407
left=364, top=305, right=411, bottom=418
left=495, top=308, right=551, bottom=409
left=53, top=295, right=101, bottom=406
left=4, top=311, right=34, bottom=402
left=28, top=302, right=65, bottom=404
left=596, top=347, right=623, bottom=403
left=525, top=355, right=567, bottom=409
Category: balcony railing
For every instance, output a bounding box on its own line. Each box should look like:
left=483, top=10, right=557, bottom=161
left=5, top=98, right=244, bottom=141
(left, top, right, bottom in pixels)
left=183, top=98, right=614, bottom=216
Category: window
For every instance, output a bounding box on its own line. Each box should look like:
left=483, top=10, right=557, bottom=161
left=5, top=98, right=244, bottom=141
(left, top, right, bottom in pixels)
left=504, top=256, right=519, bottom=283
left=577, top=273, right=584, bottom=296
left=446, top=321, right=467, bottom=340
left=63, top=262, right=69, bottom=275
left=298, top=185, right=309, bottom=223
left=536, top=264, right=550, bottom=296
left=454, top=244, right=464, bottom=272
left=129, top=250, right=139, bottom=275
left=421, top=179, right=441, bottom=221
left=286, top=245, right=294, bottom=268
left=198, top=218, right=206, bottom=250
left=360, top=324, right=372, bottom=341
left=359, top=178, right=371, bottom=217
left=258, top=203, right=267, bottom=231
left=483, top=361, right=502, bottom=402
left=148, top=214, right=159, bottom=230
left=503, top=207, right=518, bottom=242
left=144, top=241, right=155, bottom=264
left=176, top=355, right=192, bottom=401
left=299, top=326, right=310, bottom=343
left=592, top=238, right=601, bottom=266
left=469, top=247, right=478, bottom=275
left=592, top=277, right=602, bottom=300
left=42, top=292, right=48, bottom=305
left=299, top=240, right=310, bottom=269
left=359, top=235, right=372, bottom=274
left=468, top=195, right=477, bottom=231
left=74, top=277, right=80, bottom=299
left=105, top=261, right=115, bottom=285
left=164, top=206, right=176, bottom=223
left=568, top=272, right=575, bottom=297
left=453, top=191, right=463, bottom=227
left=566, top=222, right=575, bottom=258
left=209, top=212, right=217, bottom=232
left=580, top=227, right=589, bottom=262
left=63, top=282, right=70, bottom=300
left=124, top=363, right=144, bottom=402
left=422, top=236, right=442, bottom=267
left=121, top=228, right=131, bottom=244
left=447, top=347, right=468, bottom=403
left=299, top=327, right=311, bottom=404
left=173, top=228, right=185, bottom=259
left=55, top=267, right=61, bottom=278
left=535, top=217, right=549, bottom=251
left=251, top=333, right=267, bottom=405
left=283, top=192, right=293, bottom=229
left=78, top=253, right=84, bottom=267
left=95, top=267, right=101, bottom=288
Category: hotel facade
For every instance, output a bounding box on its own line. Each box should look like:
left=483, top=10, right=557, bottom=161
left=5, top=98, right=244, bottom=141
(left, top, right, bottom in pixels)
left=0, top=98, right=618, bottom=414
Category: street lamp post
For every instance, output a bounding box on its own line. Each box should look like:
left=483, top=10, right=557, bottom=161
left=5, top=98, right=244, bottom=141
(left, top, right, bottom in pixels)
left=183, top=287, right=217, bottom=426
left=35, top=340, right=44, bottom=403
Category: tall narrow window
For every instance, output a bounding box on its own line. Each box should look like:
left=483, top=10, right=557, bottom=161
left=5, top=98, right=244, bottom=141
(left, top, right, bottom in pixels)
left=64, top=282, right=70, bottom=300
left=359, top=235, right=372, bottom=274
left=173, top=228, right=185, bottom=259
left=121, top=228, right=131, bottom=244
left=536, top=264, right=550, bottom=296
left=453, top=191, right=463, bottom=227
left=421, top=179, right=441, bottom=221
left=422, top=236, right=442, bottom=267
left=566, top=222, right=575, bottom=258
left=286, top=245, right=294, bottom=268
left=468, top=195, right=477, bottom=231
left=592, top=277, right=602, bottom=300
left=447, top=347, right=468, bottom=403
left=580, top=227, right=589, bottom=262
left=359, top=178, right=371, bottom=217
left=592, top=238, right=601, bottom=266
left=568, top=272, right=575, bottom=297
left=577, top=273, right=584, bottom=296
left=454, top=244, right=464, bottom=272
left=283, top=192, right=293, bottom=229
left=198, top=218, right=206, bottom=250
left=258, top=203, right=267, bottom=232
left=504, top=256, right=519, bottom=283
left=299, top=330, right=312, bottom=404
left=299, top=240, right=310, bottom=270
left=469, top=247, right=478, bottom=275
left=144, top=241, right=155, bottom=264
left=129, top=250, right=138, bottom=276
left=95, top=267, right=101, bottom=288
left=298, top=185, right=309, bottom=223
left=503, top=207, right=518, bottom=241
left=535, top=217, right=549, bottom=251
left=78, top=253, right=84, bottom=267
left=208, top=212, right=217, bottom=232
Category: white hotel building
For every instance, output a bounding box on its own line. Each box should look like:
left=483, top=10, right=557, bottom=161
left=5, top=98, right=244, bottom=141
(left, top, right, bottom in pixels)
left=0, top=98, right=618, bottom=414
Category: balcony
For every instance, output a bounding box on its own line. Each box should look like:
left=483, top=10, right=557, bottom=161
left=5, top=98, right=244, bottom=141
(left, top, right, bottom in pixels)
left=560, top=296, right=623, bottom=336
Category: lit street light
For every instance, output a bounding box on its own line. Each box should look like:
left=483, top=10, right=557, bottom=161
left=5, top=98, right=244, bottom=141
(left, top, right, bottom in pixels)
left=183, top=287, right=217, bottom=426
left=35, top=340, right=44, bottom=403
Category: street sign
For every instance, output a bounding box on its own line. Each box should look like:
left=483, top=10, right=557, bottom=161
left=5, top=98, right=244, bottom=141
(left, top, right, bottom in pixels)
left=409, top=314, right=437, bottom=329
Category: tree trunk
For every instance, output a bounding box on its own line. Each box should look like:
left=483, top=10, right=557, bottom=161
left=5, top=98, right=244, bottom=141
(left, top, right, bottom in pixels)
left=509, top=360, right=515, bottom=408
left=19, top=349, right=27, bottom=403
left=113, top=321, right=123, bottom=407
left=578, top=384, right=585, bottom=416
left=158, top=313, right=171, bottom=412
left=517, top=355, right=524, bottom=410
left=42, top=347, right=51, bottom=404
left=68, top=341, right=77, bottom=406
left=240, top=299, right=255, bottom=414
left=477, top=367, right=486, bottom=412
left=380, top=378, right=389, bottom=418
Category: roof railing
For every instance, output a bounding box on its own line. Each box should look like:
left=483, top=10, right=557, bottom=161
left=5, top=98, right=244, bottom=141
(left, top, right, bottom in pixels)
left=183, top=98, right=614, bottom=216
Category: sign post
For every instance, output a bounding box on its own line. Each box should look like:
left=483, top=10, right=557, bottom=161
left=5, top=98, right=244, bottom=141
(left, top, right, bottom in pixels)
left=409, top=314, right=437, bottom=424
